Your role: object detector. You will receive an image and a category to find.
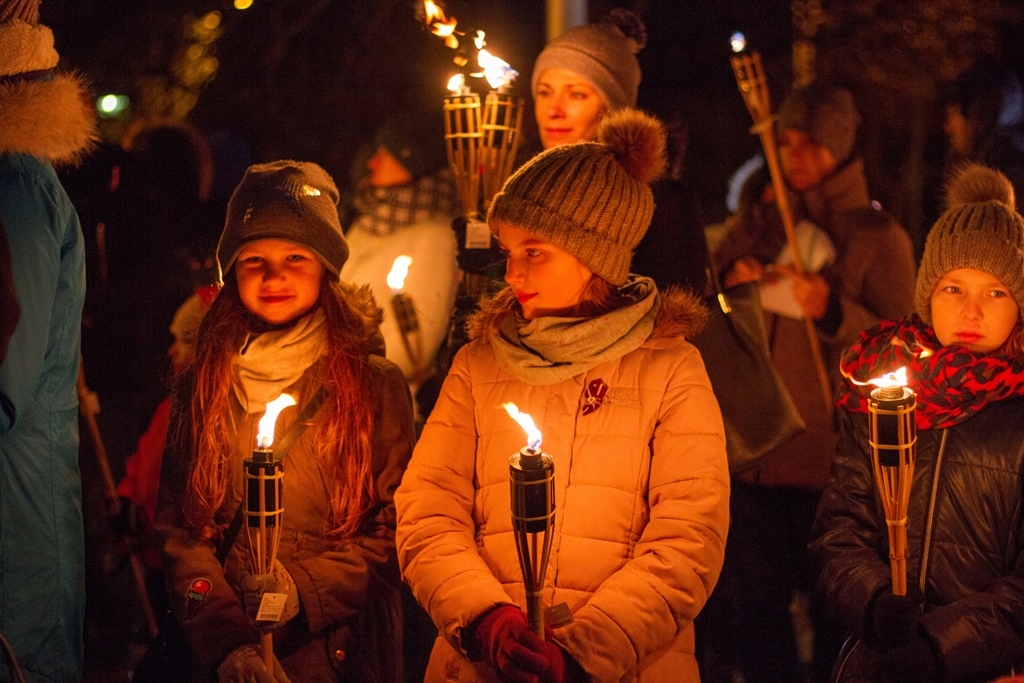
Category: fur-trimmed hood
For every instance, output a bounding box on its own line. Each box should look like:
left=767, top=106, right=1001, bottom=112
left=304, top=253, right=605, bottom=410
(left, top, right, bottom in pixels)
left=0, top=72, right=97, bottom=164
left=340, top=280, right=388, bottom=356
left=467, top=283, right=708, bottom=343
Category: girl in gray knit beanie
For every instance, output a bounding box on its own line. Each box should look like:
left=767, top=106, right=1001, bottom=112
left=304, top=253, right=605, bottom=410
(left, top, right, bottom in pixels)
left=394, top=106, right=729, bottom=683
left=816, top=164, right=1024, bottom=682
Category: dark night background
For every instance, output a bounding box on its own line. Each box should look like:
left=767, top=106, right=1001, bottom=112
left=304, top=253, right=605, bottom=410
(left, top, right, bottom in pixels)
left=31, top=1, right=1024, bottom=678
left=41, top=0, right=1024, bottom=245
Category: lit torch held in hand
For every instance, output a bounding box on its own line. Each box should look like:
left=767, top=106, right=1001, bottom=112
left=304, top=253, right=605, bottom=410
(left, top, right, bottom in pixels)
left=865, top=367, right=917, bottom=596
left=244, top=393, right=295, bottom=668
left=503, top=402, right=555, bottom=639
left=387, top=255, right=424, bottom=380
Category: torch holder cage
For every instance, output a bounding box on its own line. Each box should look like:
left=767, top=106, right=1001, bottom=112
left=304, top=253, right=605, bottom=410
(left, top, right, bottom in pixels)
left=867, top=385, right=917, bottom=596
left=444, top=89, right=483, bottom=219
left=509, top=447, right=555, bottom=638
left=481, top=87, right=524, bottom=208
left=243, top=449, right=284, bottom=576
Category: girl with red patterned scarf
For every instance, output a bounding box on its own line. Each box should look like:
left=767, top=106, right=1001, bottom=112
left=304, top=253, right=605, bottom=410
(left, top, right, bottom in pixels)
left=810, top=164, right=1024, bottom=683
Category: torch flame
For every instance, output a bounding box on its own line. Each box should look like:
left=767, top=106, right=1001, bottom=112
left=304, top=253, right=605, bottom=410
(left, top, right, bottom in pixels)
left=503, top=402, right=542, bottom=453
left=447, top=73, right=466, bottom=93
left=257, top=393, right=297, bottom=449
left=423, top=0, right=459, bottom=49
left=387, top=255, right=413, bottom=293
left=477, top=47, right=518, bottom=89
left=865, top=366, right=908, bottom=389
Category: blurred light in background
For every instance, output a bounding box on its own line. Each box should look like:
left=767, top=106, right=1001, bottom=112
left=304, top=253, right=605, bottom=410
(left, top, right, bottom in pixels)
left=96, top=94, right=129, bottom=118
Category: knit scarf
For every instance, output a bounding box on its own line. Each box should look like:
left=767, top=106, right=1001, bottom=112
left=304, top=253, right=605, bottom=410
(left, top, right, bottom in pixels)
left=836, top=314, right=1024, bottom=429
left=349, top=170, right=457, bottom=236
left=491, top=276, right=660, bottom=386
left=233, top=309, right=327, bottom=413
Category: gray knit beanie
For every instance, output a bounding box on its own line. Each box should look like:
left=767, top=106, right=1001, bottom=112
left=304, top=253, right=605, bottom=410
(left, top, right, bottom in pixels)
left=777, top=82, right=861, bottom=163
left=218, top=160, right=348, bottom=279
left=915, top=163, right=1024, bottom=324
left=487, top=108, right=666, bottom=285
left=531, top=9, right=647, bottom=112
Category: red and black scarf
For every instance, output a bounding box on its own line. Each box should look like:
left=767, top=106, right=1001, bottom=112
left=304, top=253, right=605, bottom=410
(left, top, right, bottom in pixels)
left=836, top=314, right=1024, bottom=429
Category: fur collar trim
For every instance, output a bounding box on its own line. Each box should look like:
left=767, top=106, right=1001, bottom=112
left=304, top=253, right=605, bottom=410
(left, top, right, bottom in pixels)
left=468, top=283, right=708, bottom=342
left=0, top=71, right=97, bottom=164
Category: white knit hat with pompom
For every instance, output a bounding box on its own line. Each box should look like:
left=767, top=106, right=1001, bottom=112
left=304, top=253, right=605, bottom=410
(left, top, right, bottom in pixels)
left=915, top=163, right=1024, bottom=324
left=487, top=108, right=666, bottom=285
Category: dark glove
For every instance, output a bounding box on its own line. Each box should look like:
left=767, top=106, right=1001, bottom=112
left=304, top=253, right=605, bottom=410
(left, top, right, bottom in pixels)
left=538, top=636, right=588, bottom=683
left=239, top=559, right=300, bottom=630
left=869, top=585, right=923, bottom=652
left=879, top=633, right=939, bottom=683
left=216, top=644, right=292, bottom=683
left=471, top=605, right=564, bottom=683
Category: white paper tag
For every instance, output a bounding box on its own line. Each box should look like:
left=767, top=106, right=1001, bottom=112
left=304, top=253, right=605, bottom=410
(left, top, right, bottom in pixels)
left=256, top=592, right=288, bottom=622
left=465, top=219, right=492, bottom=250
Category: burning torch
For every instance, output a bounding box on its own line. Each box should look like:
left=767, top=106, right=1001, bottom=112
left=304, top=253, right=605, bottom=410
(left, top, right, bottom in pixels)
left=865, top=367, right=917, bottom=596
left=244, top=393, right=295, bottom=668
left=425, top=1, right=523, bottom=217
left=387, top=255, right=424, bottom=380
left=503, top=403, right=555, bottom=639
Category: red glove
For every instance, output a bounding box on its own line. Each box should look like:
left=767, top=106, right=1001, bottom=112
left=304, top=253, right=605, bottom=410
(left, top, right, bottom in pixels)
left=472, top=605, right=570, bottom=683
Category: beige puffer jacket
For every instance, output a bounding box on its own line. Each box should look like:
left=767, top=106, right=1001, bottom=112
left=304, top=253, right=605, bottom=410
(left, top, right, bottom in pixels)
left=396, top=288, right=730, bottom=682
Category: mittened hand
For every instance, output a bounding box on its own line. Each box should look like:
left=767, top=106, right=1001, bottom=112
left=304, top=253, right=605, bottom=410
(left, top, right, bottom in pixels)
left=239, top=559, right=300, bottom=630
left=216, top=644, right=292, bottom=683
left=472, top=605, right=557, bottom=683
left=870, top=586, right=923, bottom=651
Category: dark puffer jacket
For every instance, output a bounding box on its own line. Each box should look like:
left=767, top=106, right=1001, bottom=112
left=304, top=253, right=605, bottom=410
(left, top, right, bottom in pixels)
left=810, top=397, right=1024, bottom=682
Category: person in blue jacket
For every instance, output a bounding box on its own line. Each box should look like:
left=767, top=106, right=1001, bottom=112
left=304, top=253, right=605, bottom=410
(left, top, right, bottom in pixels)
left=0, top=0, right=97, bottom=680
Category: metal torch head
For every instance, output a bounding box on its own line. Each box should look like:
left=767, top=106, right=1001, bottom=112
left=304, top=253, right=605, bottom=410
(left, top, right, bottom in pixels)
left=867, top=386, right=917, bottom=468
left=244, top=450, right=284, bottom=527
left=509, top=447, right=555, bottom=534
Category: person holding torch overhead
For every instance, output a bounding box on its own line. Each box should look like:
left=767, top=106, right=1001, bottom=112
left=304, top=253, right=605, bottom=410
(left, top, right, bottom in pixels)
left=154, top=160, right=415, bottom=683
left=810, top=164, right=1024, bottom=682
left=395, top=108, right=730, bottom=683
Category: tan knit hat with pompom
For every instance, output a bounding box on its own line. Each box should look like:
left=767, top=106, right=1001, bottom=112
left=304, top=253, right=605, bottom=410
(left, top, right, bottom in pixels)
left=487, top=108, right=666, bottom=285
left=915, top=163, right=1024, bottom=324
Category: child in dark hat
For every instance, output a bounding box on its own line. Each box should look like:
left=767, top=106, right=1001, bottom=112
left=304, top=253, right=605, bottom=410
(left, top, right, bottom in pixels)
left=396, top=108, right=729, bottom=683
left=154, top=160, right=415, bottom=682
left=812, top=164, right=1024, bottom=682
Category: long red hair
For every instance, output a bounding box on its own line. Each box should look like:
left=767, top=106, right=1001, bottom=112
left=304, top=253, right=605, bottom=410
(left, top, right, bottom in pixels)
left=181, top=275, right=378, bottom=540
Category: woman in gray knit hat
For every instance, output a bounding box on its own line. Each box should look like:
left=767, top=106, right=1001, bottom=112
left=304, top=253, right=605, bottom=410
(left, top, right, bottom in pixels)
left=811, top=164, right=1024, bottom=682
left=396, top=108, right=729, bottom=683
left=530, top=8, right=711, bottom=296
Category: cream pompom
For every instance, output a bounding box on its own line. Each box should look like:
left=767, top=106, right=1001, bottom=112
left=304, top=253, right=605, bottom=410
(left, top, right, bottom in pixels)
left=597, top=108, right=667, bottom=184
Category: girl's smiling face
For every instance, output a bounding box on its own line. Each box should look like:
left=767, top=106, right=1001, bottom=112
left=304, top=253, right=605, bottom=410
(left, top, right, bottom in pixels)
left=235, top=238, right=325, bottom=325
left=930, top=268, right=1020, bottom=354
left=533, top=68, right=608, bottom=150
left=497, top=222, right=594, bottom=320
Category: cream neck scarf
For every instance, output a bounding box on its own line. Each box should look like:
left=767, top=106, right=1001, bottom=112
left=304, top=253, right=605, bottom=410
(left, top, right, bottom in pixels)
left=232, top=309, right=327, bottom=413
left=491, top=276, right=660, bottom=386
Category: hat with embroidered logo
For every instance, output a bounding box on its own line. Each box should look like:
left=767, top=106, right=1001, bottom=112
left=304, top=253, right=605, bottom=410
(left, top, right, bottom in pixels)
left=487, top=108, right=666, bottom=285
left=531, top=8, right=647, bottom=112
left=218, top=160, right=348, bottom=279
left=777, top=82, right=861, bottom=164
left=915, top=163, right=1024, bottom=324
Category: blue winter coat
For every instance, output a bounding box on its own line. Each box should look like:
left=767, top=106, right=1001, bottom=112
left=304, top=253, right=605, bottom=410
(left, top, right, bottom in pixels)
left=0, top=65, right=95, bottom=683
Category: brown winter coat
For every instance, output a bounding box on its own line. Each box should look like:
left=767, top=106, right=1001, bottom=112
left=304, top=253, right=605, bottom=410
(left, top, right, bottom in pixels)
left=715, top=158, right=916, bottom=489
left=154, top=292, right=416, bottom=682
left=395, top=288, right=730, bottom=682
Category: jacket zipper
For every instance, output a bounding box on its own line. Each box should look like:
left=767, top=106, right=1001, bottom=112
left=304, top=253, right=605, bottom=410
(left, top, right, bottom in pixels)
left=917, top=429, right=949, bottom=594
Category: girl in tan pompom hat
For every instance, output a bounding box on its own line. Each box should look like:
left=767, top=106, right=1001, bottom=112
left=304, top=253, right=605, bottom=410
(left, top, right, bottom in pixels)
left=812, top=164, right=1024, bottom=682
left=396, top=108, right=730, bottom=683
